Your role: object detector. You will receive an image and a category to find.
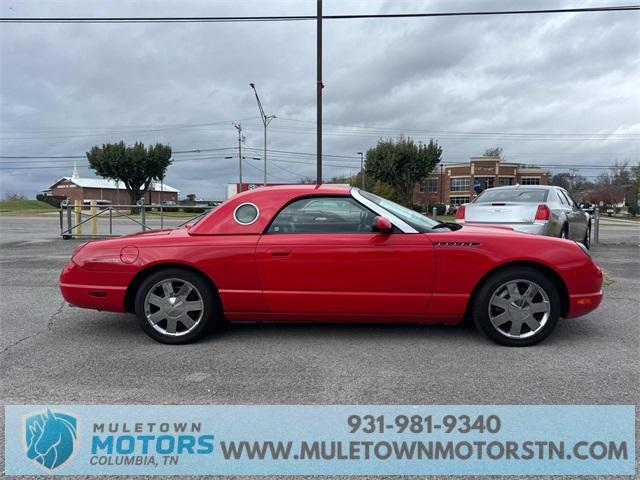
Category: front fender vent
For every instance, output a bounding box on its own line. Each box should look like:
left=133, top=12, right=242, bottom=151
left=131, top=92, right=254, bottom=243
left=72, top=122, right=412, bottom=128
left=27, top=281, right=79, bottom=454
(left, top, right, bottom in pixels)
left=432, top=241, right=480, bottom=247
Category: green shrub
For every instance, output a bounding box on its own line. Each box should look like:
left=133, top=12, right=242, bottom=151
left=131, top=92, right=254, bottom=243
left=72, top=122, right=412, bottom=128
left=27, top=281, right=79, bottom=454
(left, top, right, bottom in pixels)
left=428, top=203, right=446, bottom=216
left=182, top=206, right=208, bottom=214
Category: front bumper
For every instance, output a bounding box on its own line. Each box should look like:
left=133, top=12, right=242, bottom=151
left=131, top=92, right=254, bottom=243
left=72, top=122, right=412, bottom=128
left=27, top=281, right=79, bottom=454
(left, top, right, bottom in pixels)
left=59, top=261, right=128, bottom=312
left=565, top=291, right=603, bottom=319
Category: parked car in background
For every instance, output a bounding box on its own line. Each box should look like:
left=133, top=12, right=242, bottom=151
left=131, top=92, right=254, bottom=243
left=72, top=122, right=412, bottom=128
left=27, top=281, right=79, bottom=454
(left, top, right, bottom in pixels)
left=60, top=185, right=602, bottom=347
left=578, top=202, right=595, bottom=215
left=455, top=185, right=591, bottom=247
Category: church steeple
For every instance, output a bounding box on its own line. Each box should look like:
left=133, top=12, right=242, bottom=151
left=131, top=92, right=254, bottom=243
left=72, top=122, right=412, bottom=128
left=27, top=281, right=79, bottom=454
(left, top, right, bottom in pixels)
left=72, top=159, right=79, bottom=179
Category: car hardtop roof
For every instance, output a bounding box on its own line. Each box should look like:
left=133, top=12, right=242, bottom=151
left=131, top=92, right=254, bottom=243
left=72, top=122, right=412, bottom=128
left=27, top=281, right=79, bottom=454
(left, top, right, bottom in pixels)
left=234, top=183, right=352, bottom=197
left=188, top=184, right=353, bottom=235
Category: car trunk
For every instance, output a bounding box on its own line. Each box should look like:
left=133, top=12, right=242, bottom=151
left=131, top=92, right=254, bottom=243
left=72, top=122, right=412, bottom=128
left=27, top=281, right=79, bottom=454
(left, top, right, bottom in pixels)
left=465, top=202, right=540, bottom=224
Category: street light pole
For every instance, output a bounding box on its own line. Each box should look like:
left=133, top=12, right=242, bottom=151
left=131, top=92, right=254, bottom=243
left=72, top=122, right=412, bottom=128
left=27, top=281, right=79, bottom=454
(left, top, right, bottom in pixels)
left=249, top=83, right=275, bottom=186
left=317, top=0, right=323, bottom=185
left=357, top=151, right=364, bottom=189
left=233, top=123, right=243, bottom=192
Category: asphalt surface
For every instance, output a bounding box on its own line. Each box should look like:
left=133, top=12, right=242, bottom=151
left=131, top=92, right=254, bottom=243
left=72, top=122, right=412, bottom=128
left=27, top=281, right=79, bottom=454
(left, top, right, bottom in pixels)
left=1, top=216, right=638, bottom=480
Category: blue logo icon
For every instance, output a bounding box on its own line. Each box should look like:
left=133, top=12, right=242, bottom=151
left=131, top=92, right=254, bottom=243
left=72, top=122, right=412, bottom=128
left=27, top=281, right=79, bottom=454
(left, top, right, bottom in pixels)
left=24, top=409, right=78, bottom=471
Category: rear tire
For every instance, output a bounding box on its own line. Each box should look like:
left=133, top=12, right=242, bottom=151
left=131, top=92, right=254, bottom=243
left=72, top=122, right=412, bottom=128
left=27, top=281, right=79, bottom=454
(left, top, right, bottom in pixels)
left=472, top=267, right=561, bottom=347
left=134, top=268, right=219, bottom=344
left=582, top=223, right=591, bottom=249
left=560, top=224, right=569, bottom=239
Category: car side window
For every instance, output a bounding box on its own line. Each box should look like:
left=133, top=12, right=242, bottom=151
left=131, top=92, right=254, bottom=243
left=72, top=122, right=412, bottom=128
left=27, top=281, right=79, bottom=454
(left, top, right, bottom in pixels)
left=557, top=190, right=570, bottom=206
left=267, top=197, right=378, bottom=234
left=564, top=191, right=579, bottom=209
left=559, top=190, right=575, bottom=208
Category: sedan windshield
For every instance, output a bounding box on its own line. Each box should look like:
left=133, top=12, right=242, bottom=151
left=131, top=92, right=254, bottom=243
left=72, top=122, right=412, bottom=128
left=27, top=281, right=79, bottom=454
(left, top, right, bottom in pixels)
left=357, top=189, right=440, bottom=232
left=474, top=188, right=549, bottom=203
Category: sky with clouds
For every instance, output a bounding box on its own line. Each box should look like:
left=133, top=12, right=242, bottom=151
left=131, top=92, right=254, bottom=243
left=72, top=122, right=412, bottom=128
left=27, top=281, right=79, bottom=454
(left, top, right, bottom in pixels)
left=1, top=0, right=638, bottom=200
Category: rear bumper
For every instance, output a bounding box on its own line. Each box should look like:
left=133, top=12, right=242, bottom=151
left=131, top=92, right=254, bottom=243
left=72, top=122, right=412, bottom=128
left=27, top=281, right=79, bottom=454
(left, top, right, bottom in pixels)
left=59, top=261, right=128, bottom=312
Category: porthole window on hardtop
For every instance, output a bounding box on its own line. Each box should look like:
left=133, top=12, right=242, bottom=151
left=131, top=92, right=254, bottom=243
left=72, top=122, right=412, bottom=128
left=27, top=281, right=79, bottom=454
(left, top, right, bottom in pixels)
left=233, top=203, right=259, bottom=225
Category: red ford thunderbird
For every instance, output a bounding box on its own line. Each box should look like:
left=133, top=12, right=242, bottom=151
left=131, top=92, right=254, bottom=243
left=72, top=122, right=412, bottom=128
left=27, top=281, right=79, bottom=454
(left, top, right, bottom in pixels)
left=60, top=185, right=603, bottom=346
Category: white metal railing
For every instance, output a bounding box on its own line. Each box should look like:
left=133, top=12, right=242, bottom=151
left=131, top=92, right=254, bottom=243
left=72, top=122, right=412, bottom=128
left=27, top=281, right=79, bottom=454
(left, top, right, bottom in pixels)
left=59, top=199, right=212, bottom=239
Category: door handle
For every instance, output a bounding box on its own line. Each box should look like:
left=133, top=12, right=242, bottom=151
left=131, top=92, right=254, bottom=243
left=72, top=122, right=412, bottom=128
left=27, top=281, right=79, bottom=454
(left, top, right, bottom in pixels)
left=268, top=248, right=292, bottom=257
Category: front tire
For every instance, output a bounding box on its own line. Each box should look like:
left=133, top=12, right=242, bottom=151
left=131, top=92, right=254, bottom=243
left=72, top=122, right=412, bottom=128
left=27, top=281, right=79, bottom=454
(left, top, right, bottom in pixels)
left=134, top=268, right=219, bottom=344
left=472, top=267, right=560, bottom=347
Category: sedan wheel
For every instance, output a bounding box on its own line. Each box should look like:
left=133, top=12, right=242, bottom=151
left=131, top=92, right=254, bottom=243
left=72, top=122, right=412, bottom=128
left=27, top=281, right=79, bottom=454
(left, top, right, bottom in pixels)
left=134, top=269, right=218, bottom=344
left=560, top=225, right=568, bottom=239
left=582, top=224, right=591, bottom=249
left=472, top=267, right=560, bottom=346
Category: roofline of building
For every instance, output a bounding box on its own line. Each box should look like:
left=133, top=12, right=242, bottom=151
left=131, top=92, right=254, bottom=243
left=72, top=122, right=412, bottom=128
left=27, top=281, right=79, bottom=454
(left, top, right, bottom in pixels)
left=49, top=176, right=180, bottom=192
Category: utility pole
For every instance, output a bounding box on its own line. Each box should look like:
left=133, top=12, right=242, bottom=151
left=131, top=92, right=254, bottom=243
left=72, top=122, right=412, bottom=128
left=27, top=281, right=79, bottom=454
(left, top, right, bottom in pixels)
left=234, top=123, right=243, bottom=193
left=569, top=167, right=578, bottom=193
left=249, top=83, right=275, bottom=186
left=357, top=152, right=364, bottom=189
left=317, top=0, right=323, bottom=185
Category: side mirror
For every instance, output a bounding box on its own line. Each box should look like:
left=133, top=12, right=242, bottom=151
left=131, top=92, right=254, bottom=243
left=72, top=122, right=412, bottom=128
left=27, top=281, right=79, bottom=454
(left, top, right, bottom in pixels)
left=373, top=216, right=393, bottom=234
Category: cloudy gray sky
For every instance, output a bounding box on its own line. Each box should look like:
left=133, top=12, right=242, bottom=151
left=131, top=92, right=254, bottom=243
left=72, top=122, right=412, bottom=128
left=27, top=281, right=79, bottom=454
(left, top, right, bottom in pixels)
left=1, top=0, right=638, bottom=200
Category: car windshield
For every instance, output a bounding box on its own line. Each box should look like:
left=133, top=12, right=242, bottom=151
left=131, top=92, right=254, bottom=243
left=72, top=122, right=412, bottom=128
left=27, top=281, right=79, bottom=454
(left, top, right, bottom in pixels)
left=356, top=189, right=440, bottom=232
left=474, top=188, right=549, bottom=203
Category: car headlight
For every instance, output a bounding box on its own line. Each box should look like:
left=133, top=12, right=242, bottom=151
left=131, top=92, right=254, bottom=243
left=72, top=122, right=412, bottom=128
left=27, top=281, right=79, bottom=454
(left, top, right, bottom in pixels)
left=575, top=241, right=591, bottom=258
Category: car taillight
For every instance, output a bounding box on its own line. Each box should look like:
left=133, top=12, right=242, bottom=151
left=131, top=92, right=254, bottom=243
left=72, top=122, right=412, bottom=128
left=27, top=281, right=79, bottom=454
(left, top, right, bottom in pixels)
left=71, top=242, right=88, bottom=258
left=455, top=205, right=466, bottom=220
left=535, top=204, right=550, bottom=221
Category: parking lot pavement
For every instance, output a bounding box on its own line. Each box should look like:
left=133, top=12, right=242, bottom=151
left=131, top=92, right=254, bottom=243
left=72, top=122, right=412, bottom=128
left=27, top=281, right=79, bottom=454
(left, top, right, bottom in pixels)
left=1, top=216, right=638, bottom=479
left=597, top=217, right=640, bottom=245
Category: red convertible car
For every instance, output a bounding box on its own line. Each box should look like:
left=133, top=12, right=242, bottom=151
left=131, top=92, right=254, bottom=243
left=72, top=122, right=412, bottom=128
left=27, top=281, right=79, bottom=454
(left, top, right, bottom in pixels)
left=60, top=185, right=603, bottom=346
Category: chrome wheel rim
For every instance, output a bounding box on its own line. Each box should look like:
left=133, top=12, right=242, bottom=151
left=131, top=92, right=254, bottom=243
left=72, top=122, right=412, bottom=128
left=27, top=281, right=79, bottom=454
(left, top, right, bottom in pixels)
left=144, top=278, right=204, bottom=337
left=488, top=279, right=551, bottom=339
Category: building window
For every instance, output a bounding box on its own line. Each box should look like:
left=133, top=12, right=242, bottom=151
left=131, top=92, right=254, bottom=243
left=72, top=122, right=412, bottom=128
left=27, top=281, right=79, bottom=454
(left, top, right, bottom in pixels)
left=450, top=177, right=470, bottom=192
left=420, top=178, right=438, bottom=193
left=474, top=177, right=494, bottom=191
left=499, top=177, right=513, bottom=186
left=450, top=196, right=470, bottom=206
left=521, top=177, right=540, bottom=185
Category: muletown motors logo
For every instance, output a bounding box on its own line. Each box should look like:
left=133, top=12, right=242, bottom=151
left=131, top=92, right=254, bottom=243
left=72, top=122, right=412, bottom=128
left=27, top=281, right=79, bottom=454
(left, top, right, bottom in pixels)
left=24, top=408, right=78, bottom=471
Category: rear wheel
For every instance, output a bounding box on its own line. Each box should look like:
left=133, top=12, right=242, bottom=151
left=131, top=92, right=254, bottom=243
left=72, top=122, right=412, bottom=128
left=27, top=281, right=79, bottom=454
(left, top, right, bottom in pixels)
left=560, top=224, right=569, bottom=239
left=582, top=223, right=591, bottom=249
left=472, top=267, right=560, bottom=346
left=134, top=268, right=219, bottom=344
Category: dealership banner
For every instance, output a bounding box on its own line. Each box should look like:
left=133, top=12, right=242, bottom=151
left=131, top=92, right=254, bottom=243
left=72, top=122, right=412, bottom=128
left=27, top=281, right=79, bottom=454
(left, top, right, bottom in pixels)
left=4, top=405, right=635, bottom=476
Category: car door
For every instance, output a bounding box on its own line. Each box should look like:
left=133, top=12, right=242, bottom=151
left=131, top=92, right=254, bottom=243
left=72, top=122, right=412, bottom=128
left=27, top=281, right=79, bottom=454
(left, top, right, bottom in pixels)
left=255, top=196, right=435, bottom=317
left=559, top=189, right=587, bottom=240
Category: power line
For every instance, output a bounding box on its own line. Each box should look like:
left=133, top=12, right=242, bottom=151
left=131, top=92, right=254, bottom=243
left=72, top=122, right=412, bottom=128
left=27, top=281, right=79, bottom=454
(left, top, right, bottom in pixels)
left=3, top=116, right=637, bottom=140
left=261, top=125, right=640, bottom=141
left=0, top=147, right=236, bottom=159
left=273, top=117, right=640, bottom=139
left=1, top=6, right=637, bottom=23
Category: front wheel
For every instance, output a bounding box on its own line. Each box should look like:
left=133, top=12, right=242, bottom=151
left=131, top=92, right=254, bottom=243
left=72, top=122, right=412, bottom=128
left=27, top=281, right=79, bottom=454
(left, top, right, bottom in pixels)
left=472, top=267, right=561, bottom=346
left=134, top=269, right=219, bottom=344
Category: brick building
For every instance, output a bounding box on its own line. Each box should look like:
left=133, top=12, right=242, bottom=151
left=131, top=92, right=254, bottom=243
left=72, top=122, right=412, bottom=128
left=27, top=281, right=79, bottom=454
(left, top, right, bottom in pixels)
left=413, top=156, right=549, bottom=207
left=46, top=164, right=179, bottom=205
